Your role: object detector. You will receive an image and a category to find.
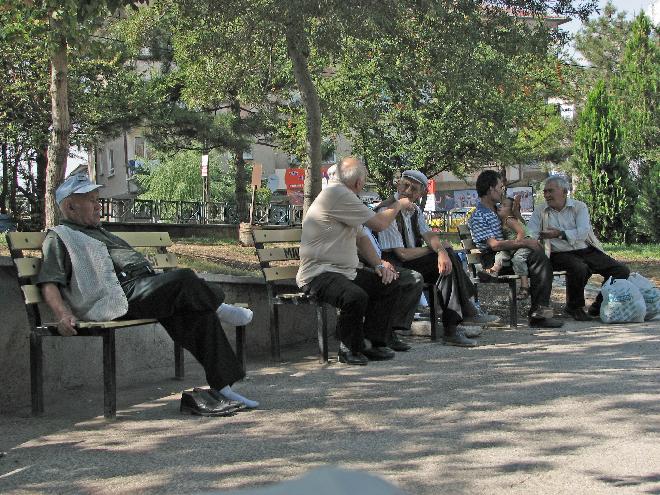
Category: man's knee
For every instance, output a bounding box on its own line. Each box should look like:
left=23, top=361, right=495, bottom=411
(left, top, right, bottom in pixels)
left=611, top=262, right=630, bottom=280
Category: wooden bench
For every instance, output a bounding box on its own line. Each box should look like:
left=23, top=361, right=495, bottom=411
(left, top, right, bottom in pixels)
left=6, top=230, right=248, bottom=419
left=457, top=224, right=566, bottom=327
left=251, top=227, right=329, bottom=363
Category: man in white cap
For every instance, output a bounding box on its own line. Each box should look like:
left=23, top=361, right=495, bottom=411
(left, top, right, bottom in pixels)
left=376, top=170, right=498, bottom=347
left=36, top=173, right=259, bottom=414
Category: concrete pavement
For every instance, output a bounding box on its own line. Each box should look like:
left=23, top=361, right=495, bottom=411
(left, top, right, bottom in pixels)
left=1, top=318, right=659, bottom=494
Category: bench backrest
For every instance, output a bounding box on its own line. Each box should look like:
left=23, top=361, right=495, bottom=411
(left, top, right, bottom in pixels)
left=252, top=228, right=302, bottom=288
left=6, top=230, right=177, bottom=317
left=457, top=224, right=486, bottom=277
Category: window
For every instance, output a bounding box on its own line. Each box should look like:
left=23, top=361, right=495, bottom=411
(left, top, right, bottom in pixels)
left=108, top=149, right=115, bottom=176
left=97, top=148, right=105, bottom=176
left=135, top=136, right=145, bottom=158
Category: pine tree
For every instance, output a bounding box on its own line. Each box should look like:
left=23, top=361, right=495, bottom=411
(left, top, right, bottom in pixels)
left=614, top=12, right=659, bottom=242
left=573, top=79, right=633, bottom=243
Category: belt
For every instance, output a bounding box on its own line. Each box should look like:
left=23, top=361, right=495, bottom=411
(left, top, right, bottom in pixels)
left=117, top=264, right=155, bottom=284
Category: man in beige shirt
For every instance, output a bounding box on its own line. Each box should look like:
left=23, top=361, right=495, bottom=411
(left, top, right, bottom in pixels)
left=297, top=156, right=413, bottom=365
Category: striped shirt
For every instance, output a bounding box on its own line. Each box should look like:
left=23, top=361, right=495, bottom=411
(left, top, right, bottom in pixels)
left=468, top=202, right=503, bottom=249
left=378, top=194, right=431, bottom=250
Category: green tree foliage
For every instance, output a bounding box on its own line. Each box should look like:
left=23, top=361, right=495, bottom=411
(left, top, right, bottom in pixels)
left=573, top=79, right=632, bottom=242
left=0, top=4, right=147, bottom=226
left=319, top=5, right=570, bottom=193
left=614, top=12, right=659, bottom=242
left=573, top=1, right=632, bottom=92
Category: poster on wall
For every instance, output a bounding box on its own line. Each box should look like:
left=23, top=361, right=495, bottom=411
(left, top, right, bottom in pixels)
left=284, top=167, right=331, bottom=206
left=453, top=189, right=479, bottom=208
left=506, top=186, right=534, bottom=212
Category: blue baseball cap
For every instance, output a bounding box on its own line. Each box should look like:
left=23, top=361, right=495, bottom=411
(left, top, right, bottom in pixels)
left=55, top=174, right=103, bottom=205
left=401, top=170, right=428, bottom=189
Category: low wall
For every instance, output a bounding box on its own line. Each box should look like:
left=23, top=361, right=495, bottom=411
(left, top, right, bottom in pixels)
left=102, top=222, right=239, bottom=240
left=0, top=258, right=336, bottom=413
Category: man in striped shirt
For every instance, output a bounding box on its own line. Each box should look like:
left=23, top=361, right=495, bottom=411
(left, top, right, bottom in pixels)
left=468, top=170, right=563, bottom=328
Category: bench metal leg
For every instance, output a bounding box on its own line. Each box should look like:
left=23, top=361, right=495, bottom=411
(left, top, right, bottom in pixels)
left=427, top=285, right=439, bottom=341
left=270, top=302, right=281, bottom=362
left=174, top=343, right=184, bottom=380
left=102, top=332, right=117, bottom=419
left=317, top=304, right=328, bottom=363
left=30, top=332, right=44, bottom=416
left=235, top=325, right=246, bottom=370
left=508, top=280, right=518, bottom=328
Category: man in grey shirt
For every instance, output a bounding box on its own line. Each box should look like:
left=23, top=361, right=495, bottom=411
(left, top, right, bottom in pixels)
left=527, top=176, right=630, bottom=321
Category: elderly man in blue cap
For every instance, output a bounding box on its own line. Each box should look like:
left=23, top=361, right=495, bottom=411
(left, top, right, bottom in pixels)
left=36, top=173, right=258, bottom=415
left=376, top=170, right=498, bottom=347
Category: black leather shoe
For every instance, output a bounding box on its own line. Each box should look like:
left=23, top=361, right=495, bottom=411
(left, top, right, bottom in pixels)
left=529, top=317, right=564, bottom=328
left=193, top=387, right=246, bottom=411
left=442, top=327, right=477, bottom=347
left=587, top=304, right=600, bottom=317
left=338, top=349, right=368, bottom=365
left=180, top=390, right=237, bottom=416
left=563, top=307, right=594, bottom=321
left=363, top=346, right=395, bottom=360
left=389, top=335, right=411, bottom=352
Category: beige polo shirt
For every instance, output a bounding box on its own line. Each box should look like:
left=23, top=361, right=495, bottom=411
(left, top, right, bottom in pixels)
left=296, top=182, right=375, bottom=287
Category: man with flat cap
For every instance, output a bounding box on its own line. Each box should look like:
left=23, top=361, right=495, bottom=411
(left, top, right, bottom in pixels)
left=36, top=173, right=258, bottom=415
left=376, top=170, right=498, bottom=347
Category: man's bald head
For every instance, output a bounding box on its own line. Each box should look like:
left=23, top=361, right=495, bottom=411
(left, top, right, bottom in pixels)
left=336, top=156, right=367, bottom=192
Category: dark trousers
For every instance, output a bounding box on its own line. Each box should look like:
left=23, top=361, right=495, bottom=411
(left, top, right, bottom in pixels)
left=390, top=247, right=476, bottom=328
left=122, top=268, right=245, bottom=390
left=482, top=247, right=554, bottom=316
left=550, top=247, right=630, bottom=310
left=305, top=269, right=402, bottom=352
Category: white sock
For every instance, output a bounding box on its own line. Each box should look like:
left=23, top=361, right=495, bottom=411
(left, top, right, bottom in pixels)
left=219, top=385, right=259, bottom=409
left=216, top=304, right=253, bottom=326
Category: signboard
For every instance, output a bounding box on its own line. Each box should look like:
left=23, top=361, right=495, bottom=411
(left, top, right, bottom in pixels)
left=453, top=189, right=478, bottom=208
left=506, top=186, right=534, bottom=212
left=251, top=163, right=262, bottom=188
left=201, top=154, right=209, bottom=177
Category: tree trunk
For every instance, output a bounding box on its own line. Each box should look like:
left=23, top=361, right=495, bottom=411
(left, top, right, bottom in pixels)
left=45, top=27, right=70, bottom=228
left=285, top=23, right=322, bottom=217
left=1, top=143, right=7, bottom=214
left=230, top=99, right=250, bottom=222
left=36, top=147, right=48, bottom=229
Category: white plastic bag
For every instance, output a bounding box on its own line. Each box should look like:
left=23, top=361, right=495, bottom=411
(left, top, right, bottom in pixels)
left=599, top=277, right=646, bottom=323
left=628, top=272, right=660, bottom=320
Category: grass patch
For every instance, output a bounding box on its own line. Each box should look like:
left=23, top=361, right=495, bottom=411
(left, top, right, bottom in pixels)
left=173, top=236, right=237, bottom=246
left=175, top=254, right=260, bottom=276
left=603, top=243, right=660, bottom=262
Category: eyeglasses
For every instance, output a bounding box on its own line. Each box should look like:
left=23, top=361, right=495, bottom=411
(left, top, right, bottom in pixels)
left=399, top=180, right=423, bottom=193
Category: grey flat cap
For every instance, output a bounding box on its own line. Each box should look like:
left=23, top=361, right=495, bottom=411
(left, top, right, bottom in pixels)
left=401, top=170, right=428, bottom=188
left=55, top=173, right=103, bottom=205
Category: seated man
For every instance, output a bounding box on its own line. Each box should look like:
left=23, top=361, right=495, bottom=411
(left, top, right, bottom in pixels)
left=528, top=176, right=630, bottom=321
left=376, top=170, right=498, bottom=347
left=358, top=225, right=423, bottom=351
left=36, top=173, right=258, bottom=414
left=296, top=156, right=413, bottom=365
left=468, top=170, right=563, bottom=328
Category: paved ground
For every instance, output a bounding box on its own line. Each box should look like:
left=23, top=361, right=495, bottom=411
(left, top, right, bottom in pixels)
left=1, top=317, right=659, bottom=495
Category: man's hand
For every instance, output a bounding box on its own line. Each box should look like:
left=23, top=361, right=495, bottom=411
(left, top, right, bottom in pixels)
left=56, top=313, right=78, bottom=336
left=520, top=238, right=542, bottom=250
left=397, top=197, right=414, bottom=212
left=375, top=261, right=399, bottom=285
left=437, top=250, right=452, bottom=275
left=540, top=228, right=562, bottom=239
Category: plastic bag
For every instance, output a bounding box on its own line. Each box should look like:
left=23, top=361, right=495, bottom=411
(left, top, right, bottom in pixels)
left=628, top=272, right=660, bottom=320
left=599, top=277, right=646, bottom=323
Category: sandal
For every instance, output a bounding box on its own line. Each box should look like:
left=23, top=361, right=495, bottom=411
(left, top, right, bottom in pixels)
left=517, top=287, right=530, bottom=300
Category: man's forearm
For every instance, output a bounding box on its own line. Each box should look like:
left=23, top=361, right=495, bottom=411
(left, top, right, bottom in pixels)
left=366, top=203, right=403, bottom=232
left=41, top=283, right=73, bottom=320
